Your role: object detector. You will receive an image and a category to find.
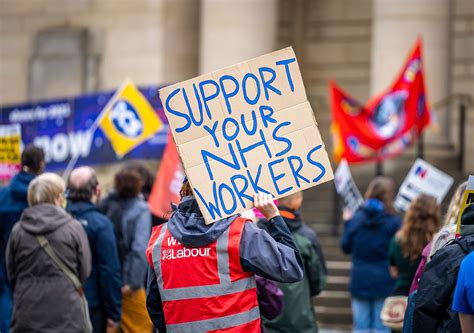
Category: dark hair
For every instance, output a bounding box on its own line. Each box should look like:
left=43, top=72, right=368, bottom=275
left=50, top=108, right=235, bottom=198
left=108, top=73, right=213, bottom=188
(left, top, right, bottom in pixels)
left=365, top=176, right=396, bottom=214
left=115, top=168, right=143, bottom=199
left=180, top=181, right=193, bottom=198
left=67, top=172, right=98, bottom=202
left=21, top=145, right=45, bottom=174
left=124, top=161, right=155, bottom=196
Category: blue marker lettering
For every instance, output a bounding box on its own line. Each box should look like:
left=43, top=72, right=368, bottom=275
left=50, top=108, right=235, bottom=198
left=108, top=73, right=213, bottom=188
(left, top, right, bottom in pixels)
left=194, top=182, right=222, bottom=220
left=259, top=105, right=277, bottom=128
left=222, top=117, right=240, bottom=141
left=219, top=75, right=239, bottom=115
left=203, top=121, right=220, bottom=147
left=230, top=174, right=252, bottom=208
left=258, top=66, right=282, bottom=101
left=268, top=158, right=293, bottom=195
left=236, top=129, right=272, bottom=168
left=242, top=73, right=261, bottom=105
left=276, top=58, right=296, bottom=92
left=182, top=84, right=203, bottom=126
left=273, top=121, right=292, bottom=157
left=199, top=79, right=220, bottom=120
left=246, top=165, right=271, bottom=195
left=202, top=143, right=240, bottom=181
left=165, top=88, right=191, bottom=133
left=288, top=155, right=310, bottom=188
left=241, top=110, right=258, bottom=135
left=218, top=183, right=237, bottom=215
left=307, top=145, right=326, bottom=182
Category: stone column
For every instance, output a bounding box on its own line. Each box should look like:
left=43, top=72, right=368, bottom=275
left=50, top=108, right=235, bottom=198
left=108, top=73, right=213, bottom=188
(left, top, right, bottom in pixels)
left=370, top=0, right=451, bottom=144
left=163, top=0, right=200, bottom=83
left=199, top=0, right=278, bottom=74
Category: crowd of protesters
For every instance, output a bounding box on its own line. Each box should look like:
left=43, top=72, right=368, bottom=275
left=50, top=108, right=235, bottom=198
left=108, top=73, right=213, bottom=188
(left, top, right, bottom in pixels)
left=341, top=177, right=474, bottom=333
left=0, top=144, right=473, bottom=333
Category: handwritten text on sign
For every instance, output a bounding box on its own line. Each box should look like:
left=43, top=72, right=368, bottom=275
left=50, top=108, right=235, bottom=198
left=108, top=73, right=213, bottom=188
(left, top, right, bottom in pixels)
left=159, top=47, right=333, bottom=223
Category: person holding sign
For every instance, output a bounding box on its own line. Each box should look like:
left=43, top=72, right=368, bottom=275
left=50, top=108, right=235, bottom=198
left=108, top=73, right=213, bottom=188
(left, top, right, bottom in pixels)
left=145, top=179, right=304, bottom=333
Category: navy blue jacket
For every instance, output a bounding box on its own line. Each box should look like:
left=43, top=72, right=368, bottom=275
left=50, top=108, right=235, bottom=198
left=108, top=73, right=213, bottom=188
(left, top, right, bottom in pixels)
left=146, top=196, right=304, bottom=332
left=0, top=172, right=35, bottom=286
left=67, top=200, right=122, bottom=322
left=340, top=199, right=401, bottom=299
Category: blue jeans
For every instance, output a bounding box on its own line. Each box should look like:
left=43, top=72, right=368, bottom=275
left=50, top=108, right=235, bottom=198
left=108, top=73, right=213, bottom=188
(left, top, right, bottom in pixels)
left=351, top=297, right=390, bottom=333
left=0, top=281, right=12, bottom=333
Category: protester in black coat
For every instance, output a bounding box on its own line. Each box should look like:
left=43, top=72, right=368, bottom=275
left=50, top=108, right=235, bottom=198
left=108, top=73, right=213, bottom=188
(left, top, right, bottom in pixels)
left=412, top=204, right=474, bottom=332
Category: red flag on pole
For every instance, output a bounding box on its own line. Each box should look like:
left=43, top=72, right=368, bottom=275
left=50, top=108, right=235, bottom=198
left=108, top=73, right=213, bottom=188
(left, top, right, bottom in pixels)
left=330, top=38, right=431, bottom=163
left=148, top=131, right=184, bottom=220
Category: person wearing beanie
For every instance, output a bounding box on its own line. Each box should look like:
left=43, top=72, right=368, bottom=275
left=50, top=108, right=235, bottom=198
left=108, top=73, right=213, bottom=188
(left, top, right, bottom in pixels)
left=413, top=204, right=474, bottom=332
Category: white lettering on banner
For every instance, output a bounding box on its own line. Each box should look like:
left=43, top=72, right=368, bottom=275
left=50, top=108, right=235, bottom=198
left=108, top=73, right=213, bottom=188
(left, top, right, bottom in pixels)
left=34, top=130, right=93, bottom=163
left=8, top=104, right=71, bottom=123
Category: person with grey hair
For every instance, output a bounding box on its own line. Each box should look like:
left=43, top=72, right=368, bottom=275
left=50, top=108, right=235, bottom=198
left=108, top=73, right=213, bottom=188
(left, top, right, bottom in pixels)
left=0, top=145, right=45, bottom=331
left=67, top=166, right=122, bottom=333
left=6, top=173, right=92, bottom=332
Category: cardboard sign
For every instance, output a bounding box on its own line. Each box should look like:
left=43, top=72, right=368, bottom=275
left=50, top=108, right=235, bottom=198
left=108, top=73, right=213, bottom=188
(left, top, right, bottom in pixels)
left=0, top=124, right=21, bottom=182
left=394, top=158, right=454, bottom=212
left=159, top=47, right=334, bottom=223
left=334, top=159, right=364, bottom=216
left=456, top=175, right=474, bottom=236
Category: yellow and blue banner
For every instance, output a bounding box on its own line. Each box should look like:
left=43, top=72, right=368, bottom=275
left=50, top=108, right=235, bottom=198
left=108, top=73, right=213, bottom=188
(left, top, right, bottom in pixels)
left=100, top=79, right=163, bottom=157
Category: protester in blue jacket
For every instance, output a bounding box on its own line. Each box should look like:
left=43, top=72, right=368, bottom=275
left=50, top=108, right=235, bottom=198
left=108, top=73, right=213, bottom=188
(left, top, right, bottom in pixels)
left=453, top=250, right=474, bottom=333
left=341, top=177, right=401, bottom=333
left=67, top=166, right=122, bottom=333
left=0, top=145, right=45, bottom=331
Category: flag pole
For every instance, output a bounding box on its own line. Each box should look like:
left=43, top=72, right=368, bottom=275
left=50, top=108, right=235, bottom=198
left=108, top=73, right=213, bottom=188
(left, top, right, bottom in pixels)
left=376, top=155, right=383, bottom=176
left=62, top=79, right=132, bottom=180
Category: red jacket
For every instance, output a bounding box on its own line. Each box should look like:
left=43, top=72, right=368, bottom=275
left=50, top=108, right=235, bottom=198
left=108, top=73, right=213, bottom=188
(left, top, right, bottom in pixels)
left=146, top=216, right=260, bottom=332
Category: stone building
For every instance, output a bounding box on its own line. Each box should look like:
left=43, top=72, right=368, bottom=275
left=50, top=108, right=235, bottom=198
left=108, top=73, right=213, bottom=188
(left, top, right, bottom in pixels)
left=1, top=0, right=473, bottom=328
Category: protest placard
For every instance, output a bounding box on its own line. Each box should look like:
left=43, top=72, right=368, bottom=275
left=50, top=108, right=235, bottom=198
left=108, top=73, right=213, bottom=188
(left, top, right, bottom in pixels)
left=394, top=158, right=453, bottom=212
left=456, top=175, right=474, bottom=236
left=159, top=47, right=334, bottom=223
left=0, top=124, right=21, bottom=182
left=334, top=159, right=364, bottom=216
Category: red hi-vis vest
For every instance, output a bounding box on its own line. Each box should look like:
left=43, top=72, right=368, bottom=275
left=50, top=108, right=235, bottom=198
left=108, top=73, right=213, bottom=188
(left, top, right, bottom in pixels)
left=146, top=217, right=261, bottom=333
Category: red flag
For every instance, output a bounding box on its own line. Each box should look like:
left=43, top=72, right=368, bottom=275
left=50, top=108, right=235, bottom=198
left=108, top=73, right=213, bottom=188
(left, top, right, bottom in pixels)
left=148, top=131, right=184, bottom=219
left=330, top=38, right=430, bottom=163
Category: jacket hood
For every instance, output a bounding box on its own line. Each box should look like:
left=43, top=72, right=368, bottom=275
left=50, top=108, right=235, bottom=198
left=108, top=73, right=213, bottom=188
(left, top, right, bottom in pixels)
left=278, top=206, right=302, bottom=232
left=20, top=203, right=73, bottom=234
left=361, top=199, right=386, bottom=226
left=10, top=172, right=35, bottom=201
left=67, top=200, right=100, bottom=216
left=457, top=233, right=474, bottom=253
left=167, top=196, right=237, bottom=247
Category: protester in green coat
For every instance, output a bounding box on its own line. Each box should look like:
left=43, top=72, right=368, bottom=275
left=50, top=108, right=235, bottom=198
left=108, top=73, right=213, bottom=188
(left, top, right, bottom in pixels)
left=260, top=192, right=327, bottom=333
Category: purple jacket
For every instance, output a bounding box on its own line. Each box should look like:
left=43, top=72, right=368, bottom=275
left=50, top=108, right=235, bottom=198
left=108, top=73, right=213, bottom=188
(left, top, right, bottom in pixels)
left=409, top=241, right=432, bottom=293
left=256, top=276, right=284, bottom=320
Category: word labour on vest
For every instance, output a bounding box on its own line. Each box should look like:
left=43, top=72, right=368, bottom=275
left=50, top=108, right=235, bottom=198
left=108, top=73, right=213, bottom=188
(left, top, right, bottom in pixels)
left=162, top=236, right=211, bottom=261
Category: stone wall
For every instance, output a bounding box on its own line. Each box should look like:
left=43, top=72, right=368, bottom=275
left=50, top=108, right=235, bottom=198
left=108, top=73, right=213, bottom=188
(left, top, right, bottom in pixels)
left=0, top=0, right=165, bottom=105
